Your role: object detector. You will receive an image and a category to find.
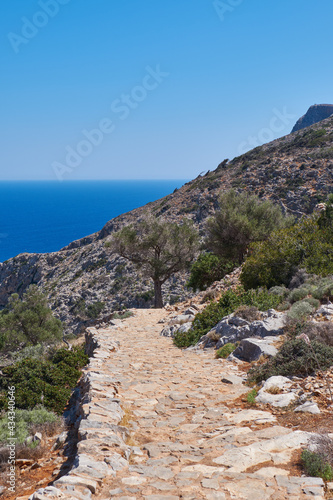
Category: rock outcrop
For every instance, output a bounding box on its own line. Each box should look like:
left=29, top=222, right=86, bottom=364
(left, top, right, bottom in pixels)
left=292, top=104, right=333, bottom=132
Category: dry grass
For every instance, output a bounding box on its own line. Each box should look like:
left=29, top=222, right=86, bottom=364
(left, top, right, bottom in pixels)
left=206, top=330, right=221, bottom=342
left=119, top=406, right=134, bottom=429
left=234, top=305, right=262, bottom=322
left=265, top=386, right=283, bottom=395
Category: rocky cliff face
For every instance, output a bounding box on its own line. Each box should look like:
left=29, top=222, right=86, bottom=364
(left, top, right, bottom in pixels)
left=1, top=115, right=333, bottom=334
left=291, top=104, right=333, bottom=132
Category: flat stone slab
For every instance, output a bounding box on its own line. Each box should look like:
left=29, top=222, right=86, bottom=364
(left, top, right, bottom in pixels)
left=224, top=410, right=277, bottom=425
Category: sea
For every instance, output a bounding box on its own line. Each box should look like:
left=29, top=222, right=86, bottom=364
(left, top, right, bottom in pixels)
left=0, top=180, right=188, bottom=263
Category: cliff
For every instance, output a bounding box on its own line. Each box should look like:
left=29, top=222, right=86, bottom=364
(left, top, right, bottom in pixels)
left=291, top=104, right=333, bottom=133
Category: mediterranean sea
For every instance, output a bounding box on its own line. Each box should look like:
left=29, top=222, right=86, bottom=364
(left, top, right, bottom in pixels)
left=0, top=180, right=187, bottom=262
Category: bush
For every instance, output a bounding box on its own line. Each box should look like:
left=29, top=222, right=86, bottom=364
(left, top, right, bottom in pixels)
left=0, top=407, right=61, bottom=445
left=234, top=305, right=261, bottom=322
left=301, top=449, right=333, bottom=481
left=0, top=346, right=88, bottom=414
left=303, top=322, right=333, bottom=347
left=269, top=285, right=289, bottom=298
left=286, top=300, right=315, bottom=321
left=241, top=203, right=333, bottom=290
left=205, top=190, right=289, bottom=264
left=187, top=253, right=235, bottom=291
left=0, top=286, right=63, bottom=352
left=289, top=287, right=309, bottom=303
left=86, top=301, right=105, bottom=319
left=246, top=389, right=257, bottom=405
left=173, top=287, right=282, bottom=348
left=215, top=343, right=236, bottom=359
left=248, top=338, right=333, bottom=383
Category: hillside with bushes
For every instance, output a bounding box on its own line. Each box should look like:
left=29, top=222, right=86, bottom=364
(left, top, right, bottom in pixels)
left=1, top=114, right=333, bottom=334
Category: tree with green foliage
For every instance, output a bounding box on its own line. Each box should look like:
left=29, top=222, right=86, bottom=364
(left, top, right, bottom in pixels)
left=187, top=252, right=235, bottom=291
left=111, top=216, right=199, bottom=308
left=0, top=285, right=63, bottom=352
left=205, top=190, right=289, bottom=263
left=241, top=205, right=333, bottom=290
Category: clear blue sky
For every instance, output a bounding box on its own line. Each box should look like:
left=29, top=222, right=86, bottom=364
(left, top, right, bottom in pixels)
left=1, top=0, right=333, bottom=180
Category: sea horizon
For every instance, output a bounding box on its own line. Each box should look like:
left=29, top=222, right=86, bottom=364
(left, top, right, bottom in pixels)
left=0, top=179, right=188, bottom=263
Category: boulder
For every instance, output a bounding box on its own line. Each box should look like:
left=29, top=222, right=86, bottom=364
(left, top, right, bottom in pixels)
left=177, top=322, right=192, bottom=333
left=199, top=310, right=285, bottom=348
left=233, top=337, right=279, bottom=361
left=169, top=314, right=195, bottom=325
left=160, top=325, right=181, bottom=337
left=255, top=376, right=296, bottom=408
left=294, top=401, right=321, bottom=414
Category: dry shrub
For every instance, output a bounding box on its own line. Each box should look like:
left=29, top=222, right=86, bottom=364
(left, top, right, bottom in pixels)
left=265, top=386, right=282, bottom=395
left=234, top=305, right=261, bottom=322
left=206, top=330, right=221, bottom=342
left=303, top=322, right=333, bottom=347
left=311, top=433, right=333, bottom=464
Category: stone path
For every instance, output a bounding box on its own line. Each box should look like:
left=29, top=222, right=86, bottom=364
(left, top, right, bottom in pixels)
left=32, top=308, right=326, bottom=499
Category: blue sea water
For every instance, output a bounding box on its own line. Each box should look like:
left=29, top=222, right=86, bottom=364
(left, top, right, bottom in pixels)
left=0, top=180, right=187, bottom=263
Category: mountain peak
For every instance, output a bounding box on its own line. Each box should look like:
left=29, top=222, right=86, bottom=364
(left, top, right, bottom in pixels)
left=292, top=104, right=333, bottom=133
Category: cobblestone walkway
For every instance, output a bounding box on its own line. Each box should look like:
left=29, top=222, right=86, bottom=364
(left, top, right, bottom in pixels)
left=93, top=309, right=325, bottom=500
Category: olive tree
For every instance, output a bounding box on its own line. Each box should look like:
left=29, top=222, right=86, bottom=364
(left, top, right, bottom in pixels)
left=205, top=189, right=290, bottom=264
left=111, top=216, right=199, bottom=308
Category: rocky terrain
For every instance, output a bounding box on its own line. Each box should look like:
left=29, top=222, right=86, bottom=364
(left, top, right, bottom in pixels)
left=1, top=113, right=333, bottom=334
left=22, top=306, right=333, bottom=500
left=292, top=104, right=333, bottom=133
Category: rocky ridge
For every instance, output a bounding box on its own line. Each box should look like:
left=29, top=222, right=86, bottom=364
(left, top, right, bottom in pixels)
left=1, top=115, right=333, bottom=333
left=292, top=104, right=333, bottom=133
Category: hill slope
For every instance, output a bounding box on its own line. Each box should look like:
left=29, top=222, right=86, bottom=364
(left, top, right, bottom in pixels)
left=1, top=115, right=333, bottom=333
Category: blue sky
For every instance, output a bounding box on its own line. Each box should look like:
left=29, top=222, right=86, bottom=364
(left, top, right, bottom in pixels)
left=1, top=0, right=333, bottom=180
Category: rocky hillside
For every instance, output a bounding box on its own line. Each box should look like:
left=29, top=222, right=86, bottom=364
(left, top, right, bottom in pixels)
left=1, top=115, right=333, bottom=334
left=291, top=104, right=333, bottom=132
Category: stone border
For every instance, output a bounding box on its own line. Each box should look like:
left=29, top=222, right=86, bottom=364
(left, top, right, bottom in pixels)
left=29, top=326, right=129, bottom=499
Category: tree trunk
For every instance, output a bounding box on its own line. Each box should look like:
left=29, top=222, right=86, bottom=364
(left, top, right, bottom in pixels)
left=154, top=280, right=164, bottom=308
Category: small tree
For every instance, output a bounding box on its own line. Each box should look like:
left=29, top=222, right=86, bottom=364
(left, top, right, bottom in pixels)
left=0, top=285, right=63, bottom=351
left=111, top=216, right=199, bottom=308
left=205, top=190, right=289, bottom=263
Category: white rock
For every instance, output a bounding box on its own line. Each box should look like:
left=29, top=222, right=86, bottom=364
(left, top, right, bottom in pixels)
left=262, top=376, right=292, bottom=391
left=294, top=401, right=321, bottom=414
left=256, top=391, right=297, bottom=408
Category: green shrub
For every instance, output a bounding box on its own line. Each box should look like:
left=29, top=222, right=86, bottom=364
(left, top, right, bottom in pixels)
left=303, top=297, right=320, bottom=309
left=173, top=287, right=282, bottom=348
left=112, top=311, right=133, bottom=320
left=246, top=389, right=257, bottom=405
left=277, top=301, right=291, bottom=311
left=215, top=343, right=236, bottom=359
left=248, top=338, right=333, bottom=383
left=205, top=190, right=289, bottom=264
left=0, top=407, right=61, bottom=445
left=289, top=287, right=309, bottom=303
left=0, top=285, right=63, bottom=352
left=86, top=301, right=105, bottom=319
left=286, top=300, right=315, bottom=321
left=269, top=286, right=289, bottom=298
left=135, top=290, right=155, bottom=302
left=241, top=210, right=333, bottom=290
left=301, top=449, right=333, bottom=481
left=187, top=253, right=235, bottom=291
left=0, top=346, right=88, bottom=414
